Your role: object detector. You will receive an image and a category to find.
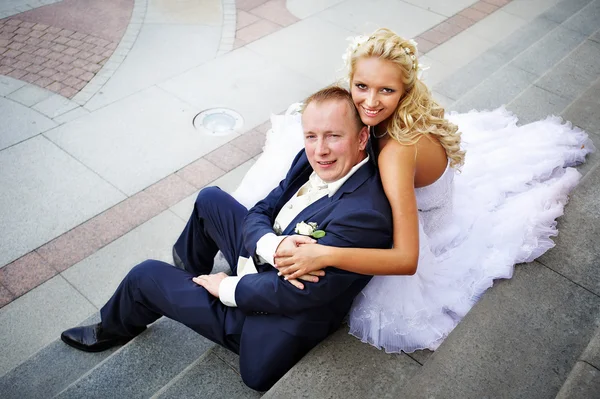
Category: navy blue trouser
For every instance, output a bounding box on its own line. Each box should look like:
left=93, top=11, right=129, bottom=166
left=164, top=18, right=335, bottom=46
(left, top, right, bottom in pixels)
left=100, top=187, right=248, bottom=353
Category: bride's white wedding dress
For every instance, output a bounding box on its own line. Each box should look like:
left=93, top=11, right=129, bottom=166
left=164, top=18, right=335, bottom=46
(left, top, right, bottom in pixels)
left=231, top=104, right=595, bottom=353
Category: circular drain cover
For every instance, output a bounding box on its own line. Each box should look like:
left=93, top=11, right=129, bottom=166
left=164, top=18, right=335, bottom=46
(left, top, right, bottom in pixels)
left=193, top=108, right=244, bottom=135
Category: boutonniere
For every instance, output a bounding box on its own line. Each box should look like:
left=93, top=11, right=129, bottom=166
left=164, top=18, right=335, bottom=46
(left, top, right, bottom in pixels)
left=295, top=221, right=326, bottom=239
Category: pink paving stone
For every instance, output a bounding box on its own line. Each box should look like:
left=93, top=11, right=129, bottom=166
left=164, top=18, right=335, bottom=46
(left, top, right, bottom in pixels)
left=21, top=72, right=41, bottom=83
left=204, top=142, right=255, bottom=172
left=253, top=120, right=271, bottom=134
left=41, top=32, right=58, bottom=41
left=78, top=42, right=96, bottom=52
left=55, top=63, right=72, bottom=73
left=89, top=45, right=107, bottom=56
left=233, top=38, right=246, bottom=50
left=105, top=41, right=118, bottom=50
left=447, top=14, right=476, bottom=29
left=143, top=174, right=198, bottom=208
left=434, top=21, right=465, bottom=37
left=82, top=62, right=101, bottom=73
left=21, top=22, right=35, bottom=29
left=176, top=158, right=226, bottom=189
left=77, top=50, right=93, bottom=59
left=0, top=65, right=15, bottom=75
left=38, top=40, right=54, bottom=49
left=45, top=81, right=64, bottom=92
left=84, top=36, right=111, bottom=47
left=13, top=59, right=32, bottom=69
left=6, top=19, right=22, bottom=26
left=47, top=26, right=62, bottom=34
left=46, top=51, right=63, bottom=61
left=0, top=47, right=7, bottom=55
left=25, top=64, right=44, bottom=74
left=50, top=43, right=67, bottom=52
left=41, top=58, right=60, bottom=68
left=32, top=23, right=50, bottom=31
left=3, top=49, right=21, bottom=58
left=70, top=31, right=87, bottom=41
left=20, top=44, right=38, bottom=54
left=8, top=41, right=26, bottom=50
left=87, top=53, right=104, bottom=64
left=2, top=25, right=19, bottom=33
left=58, top=28, right=75, bottom=37
left=39, top=67, right=58, bottom=77
left=483, top=0, right=511, bottom=6
left=66, top=38, right=83, bottom=47
left=420, top=29, right=452, bottom=45
left=72, top=79, right=87, bottom=90
left=15, top=27, right=32, bottom=36
left=63, top=75, right=83, bottom=87
left=50, top=71, right=69, bottom=81
left=29, top=30, right=45, bottom=39
left=0, top=38, right=9, bottom=47
left=34, top=76, right=54, bottom=87
left=80, top=71, right=94, bottom=81
left=71, top=58, right=87, bottom=68
left=31, top=55, right=47, bottom=65
left=108, top=191, right=168, bottom=235
left=0, top=57, right=18, bottom=67
left=472, top=1, right=499, bottom=14
left=237, top=10, right=260, bottom=30
left=13, top=34, right=28, bottom=43
left=460, top=7, right=488, bottom=21
left=230, top=128, right=267, bottom=157
left=58, top=54, right=76, bottom=63
left=0, top=252, right=57, bottom=297
left=63, top=47, right=80, bottom=56
left=0, top=284, right=15, bottom=309
left=0, top=32, right=16, bottom=41
left=101, top=49, right=113, bottom=58
left=25, top=37, right=42, bottom=46
left=414, top=36, right=437, bottom=55
left=33, top=47, right=51, bottom=57
left=7, top=69, right=27, bottom=79
left=59, top=86, right=78, bottom=98
left=236, top=19, right=282, bottom=44
left=53, top=35, right=70, bottom=45
left=249, top=0, right=299, bottom=27
left=16, top=52, right=35, bottom=63
left=237, top=0, right=269, bottom=11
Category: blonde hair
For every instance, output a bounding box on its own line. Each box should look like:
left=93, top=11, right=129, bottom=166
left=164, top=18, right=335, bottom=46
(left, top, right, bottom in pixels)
left=348, top=28, right=465, bottom=168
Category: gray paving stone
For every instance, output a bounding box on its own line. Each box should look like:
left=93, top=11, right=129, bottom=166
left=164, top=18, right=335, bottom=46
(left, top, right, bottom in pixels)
left=511, top=26, right=586, bottom=77
left=581, top=327, right=600, bottom=368
left=536, top=39, right=600, bottom=102
left=562, top=0, right=600, bottom=36
left=6, top=84, right=54, bottom=107
left=0, top=314, right=116, bottom=399
left=539, top=0, right=593, bottom=23
left=507, top=85, right=572, bottom=124
left=0, top=276, right=97, bottom=378
left=55, top=317, right=215, bottom=399
left=32, top=94, right=79, bottom=119
left=62, top=211, right=185, bottom=308
left=537, top=162, right=600, bottom=296
left=53, top=106, right=91, bottom=125
left=452, top=65, right=536, bottom=112
left=264, top=327, right=420, bottom=399
left=406, top=349, right=434, bottom=365
left=433, top=50, right=506, bottom=101
left=0, top=75, right=26, bottom=97
left=492, top=15, right=559, bottom=60
left=555, top=361, right=600, bottom=399
left=0, top=136, right=125, bottom=267
left=590, top=28, right=600, bottom=43
left=396, top=262, right=600, bottom=399
left=0, top=97, right=57, bottom=150
left=155, top=351, right=260, bottom=399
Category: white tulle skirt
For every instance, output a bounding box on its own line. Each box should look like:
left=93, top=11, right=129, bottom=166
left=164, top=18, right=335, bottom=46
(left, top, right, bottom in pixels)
left=232, top=106, right=595, bottom=353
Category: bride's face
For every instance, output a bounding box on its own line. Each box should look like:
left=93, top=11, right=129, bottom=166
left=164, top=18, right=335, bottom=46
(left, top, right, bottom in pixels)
left=351, top=57, right=404, bottom=127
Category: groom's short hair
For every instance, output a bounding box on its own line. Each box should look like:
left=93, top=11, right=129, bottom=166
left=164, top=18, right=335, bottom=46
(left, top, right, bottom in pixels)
left=302, top=86, right=364, bottom=131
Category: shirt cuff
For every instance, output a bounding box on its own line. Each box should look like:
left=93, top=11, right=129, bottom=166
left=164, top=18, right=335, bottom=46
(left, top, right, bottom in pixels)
left=219, top=276, right=242, bottom=307
left=256, top=233, right=287, bottom=266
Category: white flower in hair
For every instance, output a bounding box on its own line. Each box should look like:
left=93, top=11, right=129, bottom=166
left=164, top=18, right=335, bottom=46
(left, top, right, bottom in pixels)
left=416, top=63, right=429, bottom=79
left=342, top=35, right=370, bottom=68
left=408, top=38, right=418, bottom=48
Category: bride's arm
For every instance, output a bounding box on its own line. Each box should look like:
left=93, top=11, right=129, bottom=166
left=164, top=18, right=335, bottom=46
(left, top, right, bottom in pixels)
left=275, top=141, right=420, bottom=277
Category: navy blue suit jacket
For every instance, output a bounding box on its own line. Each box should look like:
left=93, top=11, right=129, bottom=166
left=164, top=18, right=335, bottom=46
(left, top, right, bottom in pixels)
left=233, top=149, right=393, bottom=388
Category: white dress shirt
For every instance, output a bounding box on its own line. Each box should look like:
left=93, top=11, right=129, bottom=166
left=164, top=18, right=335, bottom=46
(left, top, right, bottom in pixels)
left=219, top=156, right=370, bottom=307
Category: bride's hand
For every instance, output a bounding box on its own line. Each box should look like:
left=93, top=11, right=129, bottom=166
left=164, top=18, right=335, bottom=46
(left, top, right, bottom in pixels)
left=274, top=243, right=328, bottom=281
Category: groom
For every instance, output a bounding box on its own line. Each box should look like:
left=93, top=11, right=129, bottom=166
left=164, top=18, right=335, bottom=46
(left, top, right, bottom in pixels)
left=60, top=86, right=393, bottom=391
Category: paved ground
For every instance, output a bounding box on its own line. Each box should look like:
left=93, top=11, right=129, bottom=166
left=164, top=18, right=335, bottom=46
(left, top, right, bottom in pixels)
left=0, top=0, right=598, bottom=392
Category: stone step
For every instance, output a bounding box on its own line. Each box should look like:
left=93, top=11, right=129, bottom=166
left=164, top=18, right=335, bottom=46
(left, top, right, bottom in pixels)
left=52, top=317, right=215, bottom=399
left=151, top=346, right=260, bottom=399
left=555, top=326, right=600, bottom=398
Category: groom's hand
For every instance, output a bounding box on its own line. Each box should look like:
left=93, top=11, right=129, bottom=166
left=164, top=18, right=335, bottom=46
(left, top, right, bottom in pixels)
left=193, top=272, right=228, bottom=297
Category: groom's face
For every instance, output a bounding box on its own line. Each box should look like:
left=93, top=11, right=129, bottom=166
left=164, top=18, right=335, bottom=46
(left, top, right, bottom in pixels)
left=302, top=99, right=368, bottom=183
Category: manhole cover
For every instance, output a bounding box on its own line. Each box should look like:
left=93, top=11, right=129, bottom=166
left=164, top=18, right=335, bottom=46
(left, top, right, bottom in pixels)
left=193, top=108, right=244, bottom=136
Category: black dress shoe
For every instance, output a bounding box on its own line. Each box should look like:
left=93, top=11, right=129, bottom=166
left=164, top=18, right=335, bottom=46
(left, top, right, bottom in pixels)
left=61, top=323, right=132, bottom=352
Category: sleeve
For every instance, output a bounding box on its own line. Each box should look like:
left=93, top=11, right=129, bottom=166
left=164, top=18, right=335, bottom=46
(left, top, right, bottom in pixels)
left=235, top=208, right=393, bottom=314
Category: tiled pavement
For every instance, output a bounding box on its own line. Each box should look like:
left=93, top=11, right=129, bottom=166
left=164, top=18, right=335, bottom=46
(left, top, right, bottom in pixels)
left=3, top=0, right=599, bottom=392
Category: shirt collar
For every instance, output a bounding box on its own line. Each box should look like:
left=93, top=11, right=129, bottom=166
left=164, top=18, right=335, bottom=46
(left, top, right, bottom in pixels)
left=309, top=155, right=370, bottom=197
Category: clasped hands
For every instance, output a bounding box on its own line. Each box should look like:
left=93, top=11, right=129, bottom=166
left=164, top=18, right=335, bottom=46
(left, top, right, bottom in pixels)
left=192, top=235, right=327, bottom=296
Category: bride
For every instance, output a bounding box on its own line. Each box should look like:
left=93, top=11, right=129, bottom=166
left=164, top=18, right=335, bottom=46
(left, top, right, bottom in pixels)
left=231, top=28, right=594, bottom=353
